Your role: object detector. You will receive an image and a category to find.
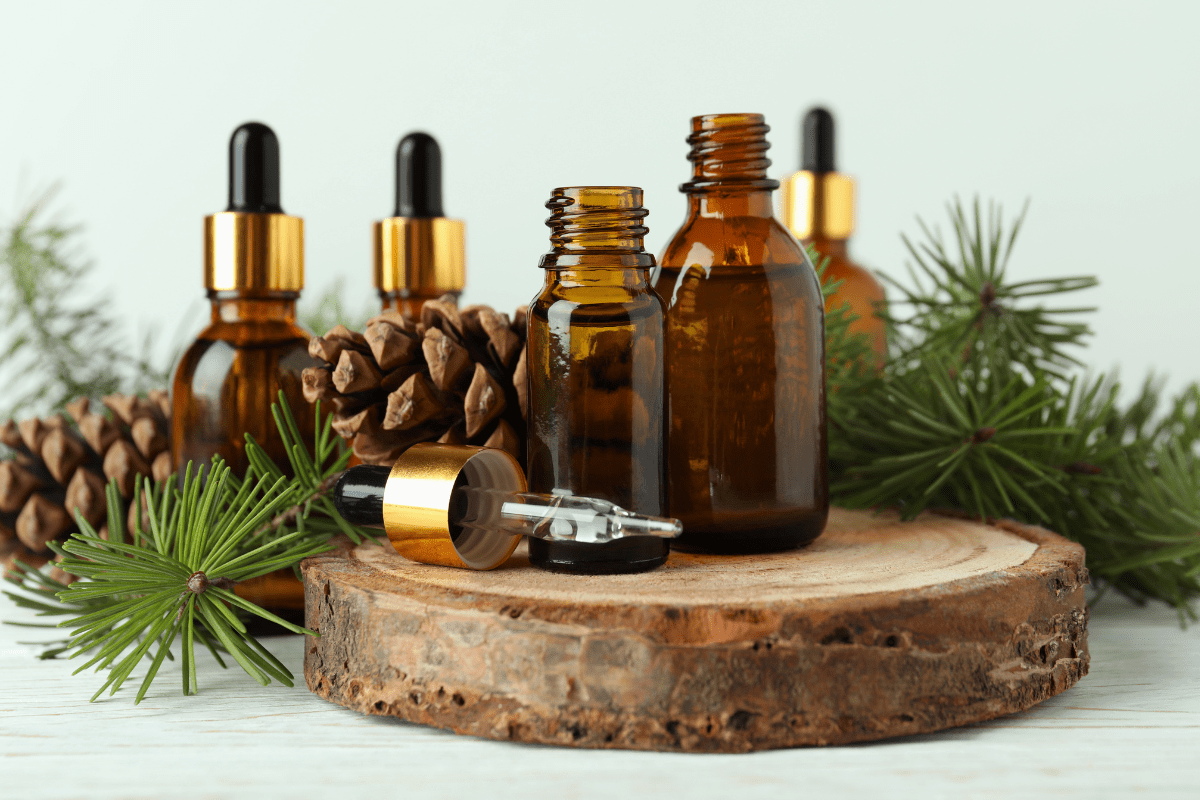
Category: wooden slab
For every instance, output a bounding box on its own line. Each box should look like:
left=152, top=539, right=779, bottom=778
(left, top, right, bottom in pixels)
left=301, top=508, right=1089, bottom=752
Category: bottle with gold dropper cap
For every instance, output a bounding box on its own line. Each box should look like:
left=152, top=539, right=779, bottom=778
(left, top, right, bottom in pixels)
left=373, top=132, right=466, bottom=316
left=171, top=122, right=317, bottom=478
left=781, top=108, right=887, bottom=362
left=171, top=122, right=317, bottom=619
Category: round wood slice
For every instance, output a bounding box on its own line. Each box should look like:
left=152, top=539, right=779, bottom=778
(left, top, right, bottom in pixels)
left=301, top=507, right=1089, bottom=752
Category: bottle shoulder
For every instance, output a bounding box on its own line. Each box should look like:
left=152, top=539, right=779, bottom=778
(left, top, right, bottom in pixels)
left=818, top=253, right=886, bottom=303
left=659, top=215, right=807, bottom=268
left=174, top=321, right=316, bottom=383
left=530, top=282, right=665, bottom=327
left=532, top=280, right=664, bottom=310
left=192, top=318, right=312, bottom=348
left=653, top=216, right=822, bottom=307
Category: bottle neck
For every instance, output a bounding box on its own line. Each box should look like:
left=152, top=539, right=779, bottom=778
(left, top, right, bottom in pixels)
left=681, top=113, right=779, bottom=198
left=540, top=186, right=655, bottom=270
left=544, top=267, right=651, bottom=288
left=687, top=190, right=776, bottom=219
left=208, top=291, right=299, bottom=323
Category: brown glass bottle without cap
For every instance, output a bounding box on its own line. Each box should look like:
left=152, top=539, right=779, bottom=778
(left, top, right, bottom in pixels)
left=526, top=187, right=669, bottom=574
left=653, top=113, right=828, bottom=554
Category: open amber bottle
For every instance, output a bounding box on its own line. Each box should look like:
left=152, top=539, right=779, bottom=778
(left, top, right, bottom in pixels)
left=782, top=108, right=886, bottom=362
left=171, top=123, right=316, bottom=614
left=526, top=187, right=669, bottom=574
left=653, top=113, right=828, bottom=554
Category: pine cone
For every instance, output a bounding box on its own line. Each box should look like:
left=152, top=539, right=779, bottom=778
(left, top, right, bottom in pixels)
left=0, top=392, right=172, bottom=581
left=303, top=296, right=528, bottom=466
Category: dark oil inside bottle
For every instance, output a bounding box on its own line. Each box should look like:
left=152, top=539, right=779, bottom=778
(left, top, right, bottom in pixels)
left=652, top=262, right=827, bottom=553
left=653, top=112, right=829, bottom=554
left=527, top=286, right=668, bottom=574
left=172, top=295, right=317, bottom=628
left=171, top=297, right=316, bottom=477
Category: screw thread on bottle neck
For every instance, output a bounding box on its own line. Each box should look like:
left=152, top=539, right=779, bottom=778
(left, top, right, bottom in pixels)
left=541, top=186, right=654, bottom=269
left=682, top=113, right=779, bottom=194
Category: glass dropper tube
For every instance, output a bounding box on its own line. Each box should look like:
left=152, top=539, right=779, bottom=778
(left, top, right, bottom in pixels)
left=449, top=483, right=681, bottom=544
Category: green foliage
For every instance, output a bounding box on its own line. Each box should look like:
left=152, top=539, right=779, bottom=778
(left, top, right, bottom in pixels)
left=889, top=200, right=1096, bottom=379
left=4, top=562, right=118, bottom=661
left=824, top=198, right=1200, bottom=618
left=0, top=187, right=167, bottom=417
left=299, top=277, right=374, bottom=336
left=2, top=395, right=376, bottom=701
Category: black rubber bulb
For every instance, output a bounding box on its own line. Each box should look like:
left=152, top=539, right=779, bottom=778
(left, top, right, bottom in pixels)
left=333, top=465, right=391, bottom=528
left=802, top=107, right=836, bottom=173
left=395, top=132, right=444, bottom=218
left=228, top=122, right=284, bottom=213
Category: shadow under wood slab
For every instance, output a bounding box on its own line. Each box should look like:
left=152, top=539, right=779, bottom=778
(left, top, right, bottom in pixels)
left=301, top=507, right=1089, bottom=752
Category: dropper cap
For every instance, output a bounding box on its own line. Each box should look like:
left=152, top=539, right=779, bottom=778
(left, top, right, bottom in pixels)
left=781, top=107, right=856, bottom=241
left=336, top=443, right=525, bottom=570
left=205, top=121, right=303, bottom=292
left=373, top=132, right=465, bottom=300
left=335, top=443, right=681, bottom=570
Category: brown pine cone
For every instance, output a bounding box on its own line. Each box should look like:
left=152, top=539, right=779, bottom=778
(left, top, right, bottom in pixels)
left=303, top=295, right=528, bottom=466
left=0, top=391, right=173, bottom=579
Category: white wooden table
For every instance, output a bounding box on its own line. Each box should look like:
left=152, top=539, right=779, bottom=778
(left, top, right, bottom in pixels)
left=1, top=590, right=1197, bottom=799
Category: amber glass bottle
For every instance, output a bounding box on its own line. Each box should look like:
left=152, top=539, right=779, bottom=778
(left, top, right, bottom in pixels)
left=172, top=123, right=316, bottom=477
left=172, top=293, right=314, bottom=475
left=171, top=123, right=316, bottom=615
left=653, top=113, right=828, bottom=554
left=526, top=187, right=669, bottom=574
left=374, top=133, right=465, bottom=317
left=782, top=108, right=886, bottom=362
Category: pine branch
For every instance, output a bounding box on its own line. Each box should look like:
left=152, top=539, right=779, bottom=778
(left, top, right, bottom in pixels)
left=48, top=469, right=322, bottom=702
left=0, top=187, right=168, bottom=416
left=827, top=197, right=1200, bottom=616
left=2, top=560, right=124, bottom=660
left=2, top=395, right=376, bottom=700
left=886, top=198, right=1096, bottom=382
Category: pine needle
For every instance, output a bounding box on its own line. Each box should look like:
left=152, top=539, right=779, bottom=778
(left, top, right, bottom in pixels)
left=0, top=186, right=168, bottom=416
left=3, top=394, right=375, bottom=700
left=826, top=197, right=1200, bottom=616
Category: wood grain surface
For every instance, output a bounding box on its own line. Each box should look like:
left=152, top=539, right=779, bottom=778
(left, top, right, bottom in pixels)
left=301, top=508, right=1089, bottom=751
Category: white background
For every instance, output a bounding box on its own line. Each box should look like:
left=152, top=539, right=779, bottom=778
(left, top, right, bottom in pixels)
left=2, top=0, right=1198, bottom=393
